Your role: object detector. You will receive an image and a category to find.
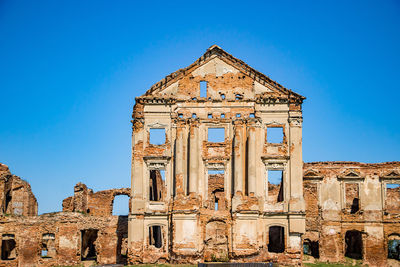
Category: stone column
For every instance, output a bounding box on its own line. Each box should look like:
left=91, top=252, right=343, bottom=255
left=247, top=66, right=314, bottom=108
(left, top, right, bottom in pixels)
left=248, top=126, right=256, bottom=195
left=189, top=124, right=198, bottom=194
left=234, top=124, right=244, bottom=194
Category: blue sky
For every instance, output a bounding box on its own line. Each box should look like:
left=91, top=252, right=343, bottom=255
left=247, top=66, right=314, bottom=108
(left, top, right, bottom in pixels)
left=0, top=0, right=399, bottom=214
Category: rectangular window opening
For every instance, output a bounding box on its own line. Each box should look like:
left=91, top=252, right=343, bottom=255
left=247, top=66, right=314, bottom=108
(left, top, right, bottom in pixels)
left=208, top=128, right=225, bottom=143
left=41, top=233, right=55, bottom=258
left=268, top=170, right=284, bottom=202
left=208, top=170, right=225, bottom=211
left=149, top=128, right=166, bottom=145
left=267, top=127, right=284, bottom=144
left=200, top=81, right=207, bottom=98
left=268, top=226, right=285, bottom=253
left=345, top=183, right=360, bottom=214
left=81, top=229, right=98, bottom=261
left=149, top=170, right=165, bottom=201
left=386, top=183, right=400, bottom=213
left=208, top=113, right=213, bottom=119
left=1, top=234, right=16, bottom=260
left=149, top=226, right=163, bottom=248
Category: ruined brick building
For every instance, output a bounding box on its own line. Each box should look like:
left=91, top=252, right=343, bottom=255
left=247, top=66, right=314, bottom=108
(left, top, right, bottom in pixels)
left=0, top=46, right=399, bottom=266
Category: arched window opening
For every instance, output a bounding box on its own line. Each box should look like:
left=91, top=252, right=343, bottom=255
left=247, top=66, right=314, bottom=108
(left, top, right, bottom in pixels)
left=112, top=195, right=130, bottom=216
left=268, top=226, right=285, bottom=253
left=388, top=234, right=400, bottom=261
left=345, top=230, right=363, bottom=260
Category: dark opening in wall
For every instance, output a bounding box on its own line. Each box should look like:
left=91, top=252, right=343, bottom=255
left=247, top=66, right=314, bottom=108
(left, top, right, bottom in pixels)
left=303, top=239, right=319, bottom=258
left=350, top=198, right=360, bottom=214
left=41, top=233, right=55, bottom=258
left=1, top=234, right=16, bottom=260
left=149, top=226, right=163, bottom=248
left=81, top=229, right=98, bottom=261
left=117, top=233, right=128, bottom=264
left=268, top=170, right=284, bottom=202
left=112, top=194, right=130, bottom=215
left=208, top=128, right=225, bottom=143
left=200, top=81, right=207, bottom=98
left=388, top=235, right=400, bottom=260
left=4, top=190, right=11, bottom=213
left=149, top=170, right=165, bottom=201
left=268, top=226, right=285, bottom=253
left=267, top=127, right=283, bottom=143
left=345, top=230, right=363, bottom=260
left=149, top=128, right=165, bottom=145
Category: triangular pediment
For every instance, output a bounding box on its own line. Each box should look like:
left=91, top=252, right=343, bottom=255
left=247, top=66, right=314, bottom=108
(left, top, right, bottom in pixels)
left=339, top=169, right=362, bottom=179
left=140, top=45, right=305, bottom=102
left=303, top=169, right=323, bottom=178
left=383, top=170, right=400, bottom=178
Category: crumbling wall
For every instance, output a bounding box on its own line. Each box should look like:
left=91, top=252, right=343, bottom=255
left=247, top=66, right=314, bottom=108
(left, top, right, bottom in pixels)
left=62, top=183, right=130, bottom=216
left=303, top=161, right=400, bottom=266
left=0, top=213, right=128, bottom=267
left=0, top=164, right=37, bottom=216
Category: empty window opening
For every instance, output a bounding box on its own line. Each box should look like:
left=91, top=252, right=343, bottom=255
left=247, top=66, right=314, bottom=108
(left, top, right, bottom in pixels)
left=208, top=128, right=225, bottom=143
left=236, top=113, right=241, bottom=118
left=117, top=233, right=128, bottom=263
left=268, top=170, right=284, bottom=202
left=112, top=195, right=130, bottom=216
left=4, top=190, right=11, bottom=214
left=235, top=94, right=243, bottom=100
left=192, top=113, right=197, bottom=118
left=220, top=113, right=225, bottom=118
left=192, top=97, right=197, bottom=100
left=221, top=94, right=226, bottom=100
left=81, top=229, right=98, bottom=261
left=1, top=234, right=16, bottom=260
left=268, top=226, right=285, bottom=253
left=208, top=170, right=225, bottom=211
left=178, top=113, right=183, bottom=118
left=149, top=170, right=165, bottom=201
left=388, top=235, right=400, bottom=260
left=149, top=226, right=163, bottom=248
left=267, top=127, right=284, bottom=143
left=303, top=239, right=319, bottom=258
left=345, top=230, right=363, bottom=260
left=249, top=113, right=255, bottom=118
left=345, top=183, right=360, bottom=214
left=200, top=81, right=207, bottom=98
left=149, top=128, right=165, bottom=145
left=41, top=233, right=55, bottom=258
left=208, top=113, right=213, bottom=119
left=386, top=184, right=400, bottom=213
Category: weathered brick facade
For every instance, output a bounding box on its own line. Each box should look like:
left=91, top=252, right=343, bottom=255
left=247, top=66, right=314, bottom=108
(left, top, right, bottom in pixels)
left=0, top=46, right=398, bottom=266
